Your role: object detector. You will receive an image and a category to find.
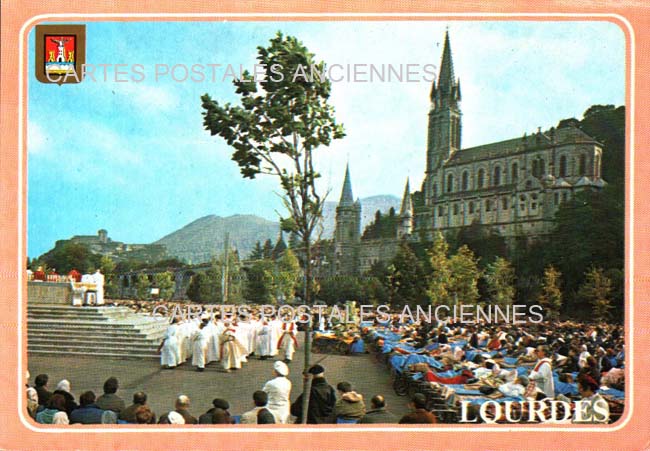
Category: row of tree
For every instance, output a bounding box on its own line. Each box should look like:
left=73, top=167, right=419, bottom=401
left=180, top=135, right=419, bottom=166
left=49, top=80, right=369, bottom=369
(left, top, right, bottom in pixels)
left=315, top=232, right=617, bottom=323
left=185, top=248, right=301, bottom=305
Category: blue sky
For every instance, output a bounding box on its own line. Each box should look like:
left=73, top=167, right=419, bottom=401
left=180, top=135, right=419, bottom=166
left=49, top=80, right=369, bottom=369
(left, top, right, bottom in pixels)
left=27, top=21, right=625, bottom=258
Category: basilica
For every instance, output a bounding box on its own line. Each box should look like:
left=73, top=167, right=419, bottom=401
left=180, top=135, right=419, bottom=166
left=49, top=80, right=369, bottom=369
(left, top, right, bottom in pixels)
left=332, top=32, right=606, bottom=277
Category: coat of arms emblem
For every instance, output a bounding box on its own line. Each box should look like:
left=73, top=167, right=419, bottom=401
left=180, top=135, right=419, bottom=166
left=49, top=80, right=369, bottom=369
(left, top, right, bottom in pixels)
left=35, top=25, right=86, bottom=84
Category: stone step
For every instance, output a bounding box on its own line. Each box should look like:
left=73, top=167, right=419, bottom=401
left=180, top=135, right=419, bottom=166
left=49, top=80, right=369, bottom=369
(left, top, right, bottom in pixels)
left=27, top=320, right=167, bottom=331
left=27, top=305, right=166, bottom=359
left=29, top=342, right=158, bottom=354
left=27, top=338, right=160, bottom=351
left=27, top=306, right=133, bottom=314
left=28, top=329, right=165, bottom=339
left=28, top=335, right=162, bottom=345
left=28, top=349, right=159, bottom=360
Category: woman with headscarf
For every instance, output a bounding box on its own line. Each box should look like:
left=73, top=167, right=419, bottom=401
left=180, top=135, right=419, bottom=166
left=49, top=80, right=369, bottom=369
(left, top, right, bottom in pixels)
left=262, top=361, right=292, bottom=424
left=53, top=379, right=78, bottom=415
left=36, top=394, right=69, bottom=424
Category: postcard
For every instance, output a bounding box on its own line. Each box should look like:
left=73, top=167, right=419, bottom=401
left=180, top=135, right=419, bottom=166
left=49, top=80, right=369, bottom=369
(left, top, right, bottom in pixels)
left=1, top=1, right=648, bottom=450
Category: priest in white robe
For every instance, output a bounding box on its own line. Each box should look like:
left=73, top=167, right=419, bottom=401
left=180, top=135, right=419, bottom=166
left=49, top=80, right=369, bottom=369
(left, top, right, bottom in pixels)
left=529, top=345, right=555, bottom=398
left=191, top=321, right=210, bottom=371
left=159, top=319, right=181, bottom=369
left=220, top=323, right=247, bottom=372
left=277, top=321, right=298, bottom=363
left=256, top=320, right=275, bottom=359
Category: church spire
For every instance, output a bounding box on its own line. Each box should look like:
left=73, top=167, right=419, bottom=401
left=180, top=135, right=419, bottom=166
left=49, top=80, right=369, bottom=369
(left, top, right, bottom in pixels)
left=399, top=177, right=413, bottom=217
left=438, top=31, right=455, bottom=92
left=339, top=164, right=354, bottom=206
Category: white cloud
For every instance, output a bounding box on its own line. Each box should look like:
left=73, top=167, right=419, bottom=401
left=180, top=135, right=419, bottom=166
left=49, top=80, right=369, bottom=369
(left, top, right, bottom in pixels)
left=27, top=122, right=48, bottom=155
left=112, top=82, right=179, bottom=111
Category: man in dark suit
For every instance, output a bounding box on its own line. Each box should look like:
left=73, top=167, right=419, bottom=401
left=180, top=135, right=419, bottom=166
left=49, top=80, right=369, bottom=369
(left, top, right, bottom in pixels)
left=290, top=364, right=336, bottom=424
left=359, top=395, right=398, bottom=424
left=398, top=393, right=437, bottom=424
left=120, top=392, right=156, bottom=424
left=69, top=391, right=117, bottom=424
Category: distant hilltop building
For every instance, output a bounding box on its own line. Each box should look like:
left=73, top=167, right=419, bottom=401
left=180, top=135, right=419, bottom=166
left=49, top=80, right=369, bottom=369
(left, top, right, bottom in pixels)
left=333, top=32, right=605, bottom=276
left=60, top=229, right=168, bottom=262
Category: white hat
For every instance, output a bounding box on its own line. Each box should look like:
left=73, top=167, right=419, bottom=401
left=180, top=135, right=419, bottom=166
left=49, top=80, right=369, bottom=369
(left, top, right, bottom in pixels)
left=274, top=360, right=289, bottom=376
left=167, top=411, right=185, bottom=424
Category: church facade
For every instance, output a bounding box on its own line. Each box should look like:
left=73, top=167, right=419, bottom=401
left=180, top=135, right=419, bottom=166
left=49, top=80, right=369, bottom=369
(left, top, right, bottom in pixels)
left=332, top=32, right=605, bottom=277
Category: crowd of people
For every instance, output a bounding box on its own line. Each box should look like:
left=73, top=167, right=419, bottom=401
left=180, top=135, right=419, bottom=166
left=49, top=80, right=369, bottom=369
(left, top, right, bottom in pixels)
left=365, top=316, right=625, bottom=424
left=156, top=308, right=301, bottom=372
left=28, top=300, right=626, bottom=426
left=25, top=362, right=428, bottom=425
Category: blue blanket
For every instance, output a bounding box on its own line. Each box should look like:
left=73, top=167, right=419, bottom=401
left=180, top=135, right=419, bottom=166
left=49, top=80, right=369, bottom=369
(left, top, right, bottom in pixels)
left=599, top=387, right=625, bottom=400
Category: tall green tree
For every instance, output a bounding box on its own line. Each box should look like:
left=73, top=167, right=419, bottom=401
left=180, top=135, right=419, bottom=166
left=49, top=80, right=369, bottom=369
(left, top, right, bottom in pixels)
left=388, top=240, right=428, bottom=309
left=318, top=276, right=364, bottom=305
left=448, top=245, right=480, bottom=305
left=99, top=255, right=118, bottom=298
left=201, top=32, right=345, bottom=422
left=275, top=248, right=301, bottom=301
left=134, top=273, right=151, bottom=301
left=250, top=241, right=264, bottom=260
left=245, top=259, right=276, bottom=304
left=427, top=231, right=452, bottom=306
left=537, top=265, right=563, bottom=320
left=484, top=257, right=516, bottom=307
left=262, top=239, right=275, bottom=260
left=578, top=267, right=613, bottom=322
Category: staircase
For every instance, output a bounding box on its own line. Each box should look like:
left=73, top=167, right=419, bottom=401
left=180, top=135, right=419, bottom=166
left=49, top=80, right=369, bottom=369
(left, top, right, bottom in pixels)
left=27, top=304, right=168, bottom=360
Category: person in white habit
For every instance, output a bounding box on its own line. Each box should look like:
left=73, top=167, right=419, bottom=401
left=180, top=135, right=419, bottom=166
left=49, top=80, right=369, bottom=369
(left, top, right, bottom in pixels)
left=191, top=320, right=210, bottom=372
left=277, top=319, right=298, bottom=363
left=93, top=269, right=105, bottom=305
left=159, top=317, right=181, bottom=369
left=256, top=320, right=275, bottom=360
left=205, top=315, right=223, bottom=363
left=528, top=345, right=555, bottom=399
left=262, top=360, right=292, bottom=424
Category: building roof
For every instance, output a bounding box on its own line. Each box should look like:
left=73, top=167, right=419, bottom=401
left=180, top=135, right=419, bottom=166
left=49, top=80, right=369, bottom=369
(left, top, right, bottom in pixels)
left=339, top=164, right=355, bottom=206
left=445, top=125, right=600, bottom=167
left=399, top=178, right=413, bottom=217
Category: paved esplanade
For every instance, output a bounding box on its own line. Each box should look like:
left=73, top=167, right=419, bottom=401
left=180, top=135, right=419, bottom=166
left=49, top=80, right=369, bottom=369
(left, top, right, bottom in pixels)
left=27, top=334, right=410, bottom=420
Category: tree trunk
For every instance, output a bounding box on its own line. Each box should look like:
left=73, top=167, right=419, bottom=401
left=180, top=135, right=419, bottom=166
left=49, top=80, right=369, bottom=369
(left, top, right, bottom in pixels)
left=300, top=235, right=312, bottom=424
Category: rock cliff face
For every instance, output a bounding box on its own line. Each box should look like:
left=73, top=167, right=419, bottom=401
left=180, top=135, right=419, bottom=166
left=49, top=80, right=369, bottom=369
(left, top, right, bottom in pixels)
left=154, top=195, right=400, bottom=263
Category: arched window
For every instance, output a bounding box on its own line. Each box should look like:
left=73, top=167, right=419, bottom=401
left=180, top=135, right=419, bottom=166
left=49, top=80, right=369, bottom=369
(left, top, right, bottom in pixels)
left=446, top=173, right=454, bottom=193
left=469, top=201, right=474, bottom=214
left=579, top=154, right=587, bottom=175
left=493, top=166, right=501, bottom=186
left=532, top=160, right=539, bottom=178
left=477, top=169, right=485, bottom=189
left=511, top=162, right=519, bottom=183
left=559, top=155, right=567, bottom=177
left=462, top=171, right=469, bottom=191
left=539, top=158, right=545, bottom=176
